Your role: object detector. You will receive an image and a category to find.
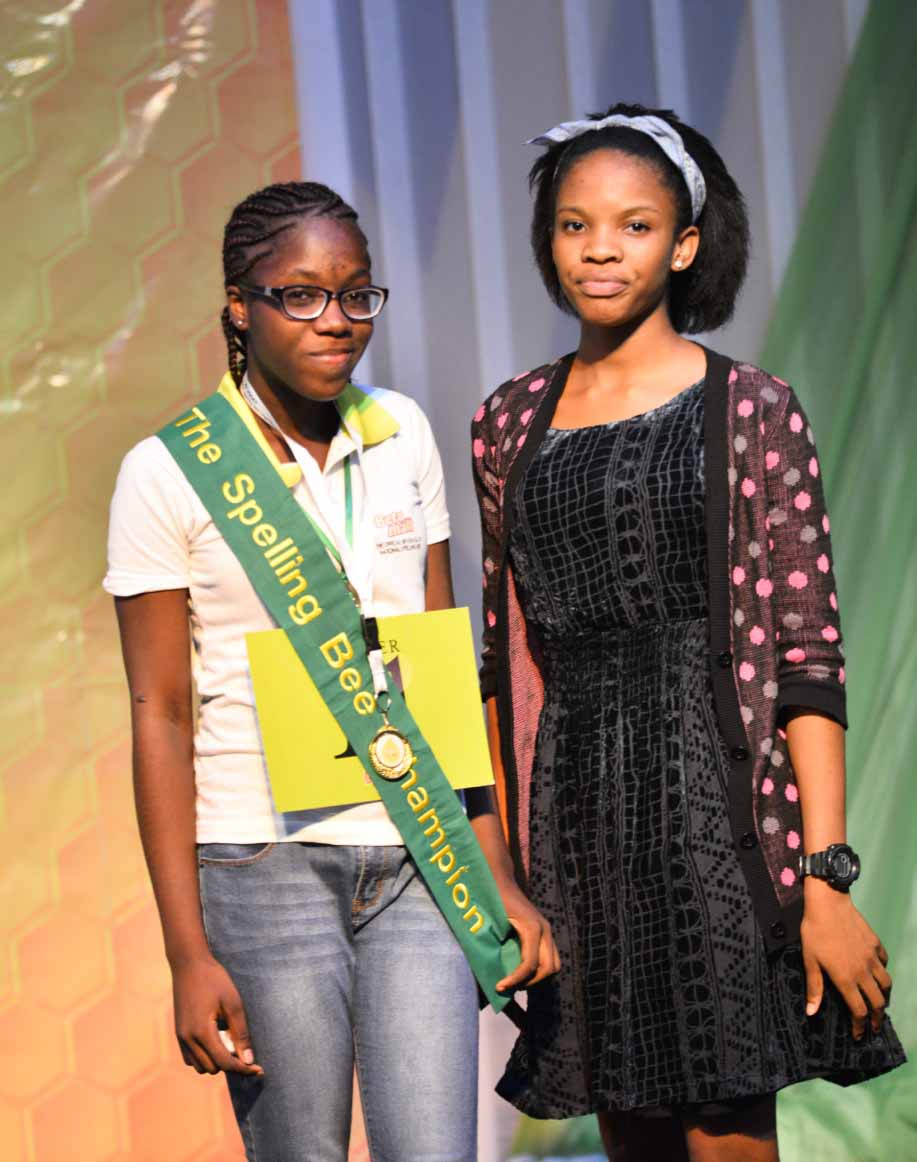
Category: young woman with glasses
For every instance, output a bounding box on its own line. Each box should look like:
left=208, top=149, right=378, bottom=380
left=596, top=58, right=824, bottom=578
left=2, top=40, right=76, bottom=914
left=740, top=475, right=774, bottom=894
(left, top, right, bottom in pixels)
left=106, top=180, right=555, bottom=1162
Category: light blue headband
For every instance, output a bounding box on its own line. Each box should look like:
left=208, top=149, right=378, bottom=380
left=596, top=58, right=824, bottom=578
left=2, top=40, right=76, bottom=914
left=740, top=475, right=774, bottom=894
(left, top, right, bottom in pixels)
left=527, top=113, right=706, bottom=222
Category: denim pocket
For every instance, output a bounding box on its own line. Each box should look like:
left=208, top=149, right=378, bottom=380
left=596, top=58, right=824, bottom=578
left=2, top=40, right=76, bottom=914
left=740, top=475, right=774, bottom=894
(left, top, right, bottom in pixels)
left=198, top=842, right=275, bottom=866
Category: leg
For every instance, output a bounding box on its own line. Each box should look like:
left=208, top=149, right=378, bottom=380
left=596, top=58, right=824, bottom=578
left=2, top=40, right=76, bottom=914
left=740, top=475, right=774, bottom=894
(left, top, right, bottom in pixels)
left=199, top=842, right=358, bottom=1162
left=681, top=1095, right=779, bottom=1162
left=352, top=849, right=479, bottom=1162
left=597, top=1109, right=691, bottom=1162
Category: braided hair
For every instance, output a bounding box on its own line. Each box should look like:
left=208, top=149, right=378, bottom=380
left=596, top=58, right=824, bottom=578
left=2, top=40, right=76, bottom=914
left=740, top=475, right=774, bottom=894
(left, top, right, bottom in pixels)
left=221, top=181, right=367, bottom=384
left=529, top=103, right=749, bottom=333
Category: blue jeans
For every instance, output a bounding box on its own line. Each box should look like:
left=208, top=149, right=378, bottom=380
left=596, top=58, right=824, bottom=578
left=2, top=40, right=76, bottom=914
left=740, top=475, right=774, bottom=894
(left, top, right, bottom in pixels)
left=198, top=843, right=478, bottom=1162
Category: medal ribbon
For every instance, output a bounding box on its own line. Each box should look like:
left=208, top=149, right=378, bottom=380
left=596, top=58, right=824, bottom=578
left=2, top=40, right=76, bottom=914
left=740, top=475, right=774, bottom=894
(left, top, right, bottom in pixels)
left=240, top=374, right=354, bottom=562
left=240, top=376, right=390, bottom=703
left=158, top=384, right=522, bottom=1012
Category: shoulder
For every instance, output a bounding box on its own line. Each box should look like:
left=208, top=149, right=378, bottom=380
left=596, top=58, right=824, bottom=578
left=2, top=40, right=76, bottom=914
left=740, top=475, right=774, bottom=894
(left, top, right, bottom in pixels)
left=471, top=356, right=566, bottom=436
left=356, top=384, right=435, bottom=440
left=726, top=359, right=797, bottom=415
left=117, top=434, right=191, bottom=492
left=110, top=433, right=201, bottom=530
left=719, top=360, right=822, bottom=458
left=353, top=387, right=446, bottom=491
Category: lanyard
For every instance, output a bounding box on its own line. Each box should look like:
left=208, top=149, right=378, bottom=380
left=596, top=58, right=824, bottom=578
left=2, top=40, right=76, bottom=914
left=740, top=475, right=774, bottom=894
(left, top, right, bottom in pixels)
left=240, top=376, right=354, bottom=559
left=240, top=376, right=387, bottom=700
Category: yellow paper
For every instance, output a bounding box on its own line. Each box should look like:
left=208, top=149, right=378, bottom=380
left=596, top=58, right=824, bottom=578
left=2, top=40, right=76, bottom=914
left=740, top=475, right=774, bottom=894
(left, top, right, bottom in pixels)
left=246, top=607, right=494, bottom=812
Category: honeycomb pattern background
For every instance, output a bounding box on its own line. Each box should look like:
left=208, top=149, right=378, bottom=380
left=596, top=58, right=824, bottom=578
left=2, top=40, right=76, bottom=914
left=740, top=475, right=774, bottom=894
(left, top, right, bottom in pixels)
left=0, top=3, right=373, bottom=1158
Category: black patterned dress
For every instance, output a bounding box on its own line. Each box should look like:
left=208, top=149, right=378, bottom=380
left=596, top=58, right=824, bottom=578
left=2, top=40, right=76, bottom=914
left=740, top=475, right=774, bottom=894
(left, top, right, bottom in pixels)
left=498, top=380, right=904, bottom=1118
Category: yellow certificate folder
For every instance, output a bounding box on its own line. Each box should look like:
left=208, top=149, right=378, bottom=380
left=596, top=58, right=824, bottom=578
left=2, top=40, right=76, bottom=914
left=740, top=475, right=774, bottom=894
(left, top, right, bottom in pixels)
left=246, top=607, right=494, bottom=812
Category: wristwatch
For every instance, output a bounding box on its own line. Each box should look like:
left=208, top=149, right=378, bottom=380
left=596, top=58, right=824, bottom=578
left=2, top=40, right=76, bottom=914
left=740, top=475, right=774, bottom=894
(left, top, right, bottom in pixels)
left=798, top=843, right=861, bottom=891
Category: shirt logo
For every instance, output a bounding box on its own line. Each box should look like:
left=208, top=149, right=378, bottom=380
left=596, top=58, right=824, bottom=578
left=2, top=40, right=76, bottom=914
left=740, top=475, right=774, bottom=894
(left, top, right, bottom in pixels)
left=375, top=510, right=415, bottom=538
left=374, top=510, right=422, bottom=556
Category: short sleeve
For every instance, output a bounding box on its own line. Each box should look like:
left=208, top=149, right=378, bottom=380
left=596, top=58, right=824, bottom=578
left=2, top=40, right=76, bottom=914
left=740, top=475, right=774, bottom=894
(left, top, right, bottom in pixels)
left=103, top=437, right=195, bottom=596
left=410, top=401, right=450, bottom=544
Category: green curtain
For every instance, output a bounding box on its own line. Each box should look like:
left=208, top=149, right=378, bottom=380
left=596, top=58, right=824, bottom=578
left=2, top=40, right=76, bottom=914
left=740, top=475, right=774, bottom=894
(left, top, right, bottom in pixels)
left=761, top=0, right=917, bottom=1157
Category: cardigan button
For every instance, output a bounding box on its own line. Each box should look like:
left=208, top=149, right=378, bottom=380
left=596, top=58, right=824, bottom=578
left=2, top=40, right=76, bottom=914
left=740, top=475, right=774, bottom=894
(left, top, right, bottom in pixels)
left=731, top=745, right=749, bottom=762
left=770, top=921, right=786, bottom=940
left=717, top=650, right=733, bottom=668
left=740, top=831, right=757, bottom=849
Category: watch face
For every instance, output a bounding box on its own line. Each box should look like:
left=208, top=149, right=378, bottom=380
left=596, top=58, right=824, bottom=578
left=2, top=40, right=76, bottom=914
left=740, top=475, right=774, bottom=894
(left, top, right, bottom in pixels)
left=828, top=845, right=860, bottom=886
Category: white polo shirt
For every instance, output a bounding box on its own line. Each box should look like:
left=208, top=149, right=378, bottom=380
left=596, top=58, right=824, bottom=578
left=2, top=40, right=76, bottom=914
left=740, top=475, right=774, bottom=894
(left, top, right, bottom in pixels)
left=104, top=377, right=450, bottom=845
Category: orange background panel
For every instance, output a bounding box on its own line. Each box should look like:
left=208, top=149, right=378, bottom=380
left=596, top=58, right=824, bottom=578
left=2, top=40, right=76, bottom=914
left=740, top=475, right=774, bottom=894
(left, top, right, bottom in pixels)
left=0, top=2, right=323, bottom=1158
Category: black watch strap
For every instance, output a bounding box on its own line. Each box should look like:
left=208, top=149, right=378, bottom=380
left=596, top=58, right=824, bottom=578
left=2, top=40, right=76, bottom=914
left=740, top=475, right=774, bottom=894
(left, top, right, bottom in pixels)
left=798, top=844, right=860, bottom=890
left=800, top=850, right=829, bottom=878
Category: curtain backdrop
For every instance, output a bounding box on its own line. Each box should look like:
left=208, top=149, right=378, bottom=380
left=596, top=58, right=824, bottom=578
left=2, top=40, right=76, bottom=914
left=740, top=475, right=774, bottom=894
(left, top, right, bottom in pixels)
left=288, top=0, right=870, bottom=636
left=760, top=0, right=917, bottom=1156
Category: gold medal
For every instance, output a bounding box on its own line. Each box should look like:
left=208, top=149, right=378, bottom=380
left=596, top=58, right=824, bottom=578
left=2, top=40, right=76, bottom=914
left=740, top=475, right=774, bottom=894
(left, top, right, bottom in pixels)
left=368, top=722, right=414, bottom=781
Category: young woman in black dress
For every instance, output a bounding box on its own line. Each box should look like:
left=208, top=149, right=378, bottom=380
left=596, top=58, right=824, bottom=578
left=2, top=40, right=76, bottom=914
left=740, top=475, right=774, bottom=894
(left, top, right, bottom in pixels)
left=471, top=104, right=904, bottom=1160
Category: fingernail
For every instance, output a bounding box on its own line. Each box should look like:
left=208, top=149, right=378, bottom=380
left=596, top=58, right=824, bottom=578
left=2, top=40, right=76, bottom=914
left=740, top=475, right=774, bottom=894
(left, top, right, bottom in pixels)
left=242, top=1049, right=254, bottom=1065
left=806, top=1002, right=816, bottom=1016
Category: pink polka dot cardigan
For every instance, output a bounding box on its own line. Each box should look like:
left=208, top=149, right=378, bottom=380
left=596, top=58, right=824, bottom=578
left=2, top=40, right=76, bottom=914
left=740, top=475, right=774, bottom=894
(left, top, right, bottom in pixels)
left=471, top=348, right=846, bottom=952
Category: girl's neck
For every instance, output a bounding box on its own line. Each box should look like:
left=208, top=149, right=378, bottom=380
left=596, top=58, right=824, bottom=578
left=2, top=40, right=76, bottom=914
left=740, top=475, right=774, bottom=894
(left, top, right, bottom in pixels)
left=552, top=308, right=706, bottom=429
left=245, top=369, right=340, bottom=448
left=575, top=306, right=689, bottom=384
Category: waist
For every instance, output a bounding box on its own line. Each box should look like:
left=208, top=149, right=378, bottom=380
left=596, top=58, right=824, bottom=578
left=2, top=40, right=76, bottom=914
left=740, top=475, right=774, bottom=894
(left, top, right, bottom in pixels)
left=538, top=616, right=709, bottom=667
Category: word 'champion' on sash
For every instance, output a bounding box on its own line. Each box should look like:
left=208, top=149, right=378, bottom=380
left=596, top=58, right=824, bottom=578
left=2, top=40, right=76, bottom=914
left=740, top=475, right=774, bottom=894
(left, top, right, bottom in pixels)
left=321, top=633, right=488, bottom=936
left=403, top=768, right=485, bottom=935
left=174, top=406, right=324, bottom=629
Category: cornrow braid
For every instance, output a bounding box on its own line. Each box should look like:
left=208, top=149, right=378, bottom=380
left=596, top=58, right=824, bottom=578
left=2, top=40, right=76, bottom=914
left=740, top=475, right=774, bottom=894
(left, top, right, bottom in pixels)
left=221, top=181, right=367, bottom=384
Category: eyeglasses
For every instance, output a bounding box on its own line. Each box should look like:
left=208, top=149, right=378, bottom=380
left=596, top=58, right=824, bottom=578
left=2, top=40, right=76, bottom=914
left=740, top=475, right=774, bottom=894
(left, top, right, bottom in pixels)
left=238, top=283, right=389, bottom=322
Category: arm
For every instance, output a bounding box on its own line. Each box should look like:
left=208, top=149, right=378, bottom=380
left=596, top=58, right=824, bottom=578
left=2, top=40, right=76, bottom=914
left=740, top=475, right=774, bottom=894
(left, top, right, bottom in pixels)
left=763, top=388, right=846, bottom=722
left=787, top=711, right=891, bottom=1037
left=115, top=590, right=262, bottom=1075
left=485, top=696, right=510, bottom=841
left=763, top=385, right=890, bottom=1035
left=425, top=540, right=559, bottom=989
left=478, top=695, right=561, bottom=989
left=471, top=407, right=502, bottom=701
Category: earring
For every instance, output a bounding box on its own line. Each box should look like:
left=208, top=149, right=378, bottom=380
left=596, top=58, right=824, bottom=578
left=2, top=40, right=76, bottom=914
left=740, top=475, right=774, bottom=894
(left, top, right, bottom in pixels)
left=234, top=318, right=246, bottom=329
left=674, top=258, right=684, bottom=270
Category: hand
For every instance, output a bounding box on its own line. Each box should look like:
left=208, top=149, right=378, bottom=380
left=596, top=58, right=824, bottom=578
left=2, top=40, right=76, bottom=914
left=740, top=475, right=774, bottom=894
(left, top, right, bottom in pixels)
left=495, top=879, right=561, bottom=993
left=172, top=954, right=264, bottom=1076
left=800, top=878, right=892, bottom=1039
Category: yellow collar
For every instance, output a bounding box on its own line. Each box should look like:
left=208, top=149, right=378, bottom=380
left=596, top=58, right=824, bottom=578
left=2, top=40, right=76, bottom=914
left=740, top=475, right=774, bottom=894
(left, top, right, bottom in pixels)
left=336, top=382, right=400, bottom=447
left=216, top=374, right=400, bottom=488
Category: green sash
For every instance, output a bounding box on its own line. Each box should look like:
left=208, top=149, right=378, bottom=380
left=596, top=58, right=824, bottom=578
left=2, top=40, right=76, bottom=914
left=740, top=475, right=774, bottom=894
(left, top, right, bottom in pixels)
left=158, top=389, right=521, bottom=1011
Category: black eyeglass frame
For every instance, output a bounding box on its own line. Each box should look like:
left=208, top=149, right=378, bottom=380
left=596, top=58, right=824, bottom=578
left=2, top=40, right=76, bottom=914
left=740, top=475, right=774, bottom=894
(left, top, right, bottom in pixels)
left=237, top=282, right=389, bottom=322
